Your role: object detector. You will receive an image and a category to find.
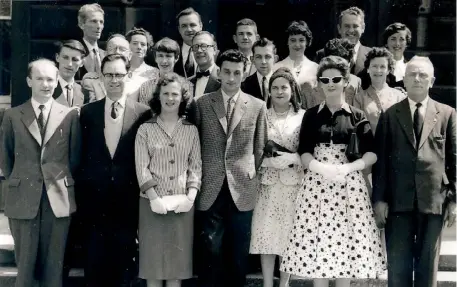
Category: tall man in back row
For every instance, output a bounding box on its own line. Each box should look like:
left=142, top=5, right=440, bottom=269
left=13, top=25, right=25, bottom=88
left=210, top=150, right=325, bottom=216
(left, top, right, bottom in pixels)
left=175, top=7, right=202, bottom=78
left=373, top=56, right=456, bottom=287
left=195, top=49, right=267, bottom=287
left=0, top=59, right=81, bottom=287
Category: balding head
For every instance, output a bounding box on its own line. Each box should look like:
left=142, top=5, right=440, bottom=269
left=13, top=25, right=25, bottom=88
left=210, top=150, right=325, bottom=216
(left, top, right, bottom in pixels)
left=404, top=56, right=435, bottom=102
left=106, top=34, right=132, bottom=60
left=26, top=59, right=59, bottom=103
left=406, top=56, right=435, bottom=77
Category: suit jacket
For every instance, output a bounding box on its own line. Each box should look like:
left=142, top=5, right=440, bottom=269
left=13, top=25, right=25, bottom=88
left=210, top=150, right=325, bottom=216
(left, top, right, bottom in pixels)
left=314, top=44, right=371, bottom=75
left=188, top=66, right=221, bottom=97
left=0, top=100, right=81, bottom=219
left=372, top=98, right=456, bottom=214
left=75, top=39, right=106, bottom=81
left=195, top=90, right=267, bottom=211
left=52, top=81, right=87, bottom=107
left=81, top=72, right=106, bottom=103
left=78, top=98, right=150, bottom=225
left=241, top=73, right=263, bottom=101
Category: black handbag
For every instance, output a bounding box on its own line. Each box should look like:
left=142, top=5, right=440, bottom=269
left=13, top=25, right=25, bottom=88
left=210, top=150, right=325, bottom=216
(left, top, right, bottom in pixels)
left=264, top=140, right=293, bottom=157
left=346, top=118, right=370, bottom=162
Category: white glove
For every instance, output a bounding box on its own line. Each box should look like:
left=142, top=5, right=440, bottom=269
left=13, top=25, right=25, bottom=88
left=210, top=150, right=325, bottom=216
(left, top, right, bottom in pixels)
left=275, top=152, right=301, bottom=166
left=261, top=157, right=276, bottom=168
left=308, top=160, right=345, bottom=182
left=175, top=187, right=198, bottom=213
left=162, top=195, right=187, bottom=211
left=149, top=198, right=167, bottom=214
left=337, top=159, right=366, bottom=177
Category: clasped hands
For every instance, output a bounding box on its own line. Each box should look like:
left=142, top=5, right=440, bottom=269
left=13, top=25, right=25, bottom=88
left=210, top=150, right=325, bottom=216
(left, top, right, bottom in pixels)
left=264, top=151, right=301, bottom=169
left=148, top=187, right=198, bottom=215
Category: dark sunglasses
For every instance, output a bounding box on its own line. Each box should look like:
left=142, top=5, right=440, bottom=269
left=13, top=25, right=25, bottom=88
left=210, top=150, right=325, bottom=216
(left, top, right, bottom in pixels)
left=318, top=76, right=343, bottom=84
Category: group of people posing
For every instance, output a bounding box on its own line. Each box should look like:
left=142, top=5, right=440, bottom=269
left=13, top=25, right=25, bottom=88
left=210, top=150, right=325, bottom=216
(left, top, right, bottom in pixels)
left=0, top=3, right=455, bottom=287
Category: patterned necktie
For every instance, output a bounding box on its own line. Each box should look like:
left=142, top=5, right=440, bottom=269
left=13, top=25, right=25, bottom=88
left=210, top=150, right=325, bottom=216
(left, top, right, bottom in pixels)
left=93, top=48, right=101, bottom=74
left=111, top=101, right=119, bottom=119
left=66, top=84, right=73, bottom=106
left=184, top=50, right=195, bottom=78
left=226, top=97, right=235, bottom=132
left=413, top=102, right=424, bottom=144
left=38, top=104, right=45, bottom=134
left=262, top=76, right=269, bottom=102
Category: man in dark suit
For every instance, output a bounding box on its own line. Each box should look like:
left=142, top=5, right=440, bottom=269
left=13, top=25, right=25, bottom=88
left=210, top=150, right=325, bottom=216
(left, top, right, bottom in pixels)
left=314, top=7, right=371, bottom=75
left=188, top=31, right=221, bottom=99
left=54, top=40, right=88, bottom=108
left=175, top=7, right=202, bottom=79
left=0, top=59, right=81, bottom=287
left=373, top=56, right=456, bottom=287
left=76, top=3, right=106, bottom=80
left=79, top=54, right=150, bottom=287
left=195, top=49, right=267, bottom=287
left=242, top=37, right=277, bottom=102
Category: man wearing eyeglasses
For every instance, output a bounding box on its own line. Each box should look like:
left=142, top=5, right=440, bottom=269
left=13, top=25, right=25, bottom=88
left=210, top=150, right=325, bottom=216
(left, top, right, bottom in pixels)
left=188, top=31, right=221, bottom=99
left=78, top=54, right=150, bottom=287
left=81, top=34, right=133, bottom=102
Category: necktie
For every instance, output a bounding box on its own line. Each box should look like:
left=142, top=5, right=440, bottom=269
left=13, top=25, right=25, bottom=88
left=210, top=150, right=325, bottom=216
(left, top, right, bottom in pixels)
left=184, top=50, right=195, bottom=78
left=262, top=76, right=269, bottom=102
left=413, top=102, right=424, bottom=144
left=93, top=48, right=101, bottom=74
left=111, top=102, right=119, bottom=119
left=196, top=70, right=210, bottom=79
left=66, top=84, right=73, bottom=107
left=226, top=97, right=235, bottom=132
left=38, top=104, right=45, bottom=134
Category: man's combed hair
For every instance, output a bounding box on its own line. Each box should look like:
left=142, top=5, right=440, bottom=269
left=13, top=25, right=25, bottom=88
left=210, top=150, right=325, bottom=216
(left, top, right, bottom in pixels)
left=339, top=6, right=365, bottom=24
left=216, top=49, right=248, bottom=72
left=192, top=31, right=218, bottom=50
left=78, top=3, right=104, bottom=25
left=252, top=37, right=277, bottom=55
left=100, top=54, right=130, bottom=73
left=236, top=18, right=258, bottom=33
left=56, top=39, right=88, bottom=57
left=317, top=56, right=350, bottom=80
left=125, top=27, right=154, bottom=48
left=176, top=7, right=202, bottom=23
left=286, top=21, right=313, bottom=47
left=363, top=47, right=395, bottom=72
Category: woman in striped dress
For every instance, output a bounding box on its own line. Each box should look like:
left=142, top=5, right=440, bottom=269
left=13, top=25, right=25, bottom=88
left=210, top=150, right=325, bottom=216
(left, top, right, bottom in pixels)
left=134, top=72, right=201, bottom=287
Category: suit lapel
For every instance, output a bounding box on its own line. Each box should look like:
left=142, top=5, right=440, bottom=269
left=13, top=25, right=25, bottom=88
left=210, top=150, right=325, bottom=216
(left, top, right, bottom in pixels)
left=52, top=83, right=63, bottom=101
left=205, top=76, right=220, bottom=93
left=72, top=84, right=85, bottom=107
left=43, top=101, right=67, bottom=146
left=395, top=99, right=416, bottom=149
left=210, top=91, right=228, bottom=134
left=20, top=101, right=42, bottom=146
left=228, top=92, right=248, bottom=137
left=418, top=99, right=439, bottom=149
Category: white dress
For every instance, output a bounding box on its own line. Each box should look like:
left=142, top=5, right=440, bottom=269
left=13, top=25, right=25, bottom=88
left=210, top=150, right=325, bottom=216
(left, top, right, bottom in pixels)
left=250, top=108, right=305, bottom=256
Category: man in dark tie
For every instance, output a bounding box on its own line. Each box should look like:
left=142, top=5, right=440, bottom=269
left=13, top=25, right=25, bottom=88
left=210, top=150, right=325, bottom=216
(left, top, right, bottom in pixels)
left=0, top=59, right=81, bottom=287
left=195, top=49, right=267, bottom=287
left=79, top=54, right=150, bottom=287
left=188, top=31, right=220, bottom=99
left=76, top=3, right=106, bottom=80
left=54, top=40, right=88, bottom=108
left=242, top=38, right=277, bottom=102
left=175, top=7, right=202, bottom=78
left=373, top=56, right=456, bottom=287
left=314, top=7, right=371, bottom=75
left=233, top=18, right=259, bottom=80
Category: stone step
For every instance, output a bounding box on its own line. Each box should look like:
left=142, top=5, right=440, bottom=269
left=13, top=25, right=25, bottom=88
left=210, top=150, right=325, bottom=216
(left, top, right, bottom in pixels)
left=0, top=268, right=455, bottom=287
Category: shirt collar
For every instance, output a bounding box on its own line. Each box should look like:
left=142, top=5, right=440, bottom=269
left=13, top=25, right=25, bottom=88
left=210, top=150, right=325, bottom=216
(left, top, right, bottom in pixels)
left=317, top=101, right=352, bottom=114
left=58, top=75, right=74, bottom=89
left=105, top=93, right=127, bottom=109
left=83, top=38, right=98, bottom=53
left=256, top=71, right=272, bottom=84
left=221, top=88, right=240, bottom=103
left=31, top=97, right=53, bottom=114
left=354, top=41, right=361, bottom=54
left=408, top=95, right=429, bottom=109
left=182, top=42, right=191, bottom=53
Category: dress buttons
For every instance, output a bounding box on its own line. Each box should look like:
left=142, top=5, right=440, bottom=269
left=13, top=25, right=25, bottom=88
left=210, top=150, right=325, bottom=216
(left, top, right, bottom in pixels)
left=169, top=143, right=175, bottom=147
left=169, top=176, right=175, bottom=180
left=170, top=159, right=175, bottom=164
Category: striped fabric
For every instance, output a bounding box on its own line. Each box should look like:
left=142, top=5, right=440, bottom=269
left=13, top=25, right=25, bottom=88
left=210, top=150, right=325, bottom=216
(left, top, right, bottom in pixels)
left=135, top=117, right=202, bottom=199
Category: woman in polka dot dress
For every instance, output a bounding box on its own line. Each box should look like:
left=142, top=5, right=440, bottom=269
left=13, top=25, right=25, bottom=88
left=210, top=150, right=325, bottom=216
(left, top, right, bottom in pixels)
left=280, top=56, right=385, bottom=287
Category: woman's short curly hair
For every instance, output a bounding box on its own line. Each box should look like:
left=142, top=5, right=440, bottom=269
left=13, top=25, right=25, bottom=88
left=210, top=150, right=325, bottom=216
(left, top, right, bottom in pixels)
left=383, top=22, right=412, bottom=46
left=363, top=47, right=395, bottom=72
left=317, top=56, right=350, bottom=80
left=150, top=73, right=193, bottom=118
left=268, top=67, right=302, bottom=112
left=125, top=27, right=154, bottom=48
left=323, top=38, right=355, bottom=63
left=286, top=20, right=313, bottom=48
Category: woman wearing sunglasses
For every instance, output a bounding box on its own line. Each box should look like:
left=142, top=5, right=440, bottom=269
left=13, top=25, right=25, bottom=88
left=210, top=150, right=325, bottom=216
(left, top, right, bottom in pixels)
left=280, top=56, right=385, bottom=287
left=249, top=67, right=305, bottom=287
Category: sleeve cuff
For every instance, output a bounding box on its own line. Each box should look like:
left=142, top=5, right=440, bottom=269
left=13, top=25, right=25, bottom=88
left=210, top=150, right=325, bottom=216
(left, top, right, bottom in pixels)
left=186, top=181, right=200, bottom=191
left=140, top=180, right=158, bottom=197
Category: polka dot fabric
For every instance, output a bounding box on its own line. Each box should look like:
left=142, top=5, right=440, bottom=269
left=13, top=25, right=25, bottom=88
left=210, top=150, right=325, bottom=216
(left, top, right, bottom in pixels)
left=280, top=143, right=386, bottom=279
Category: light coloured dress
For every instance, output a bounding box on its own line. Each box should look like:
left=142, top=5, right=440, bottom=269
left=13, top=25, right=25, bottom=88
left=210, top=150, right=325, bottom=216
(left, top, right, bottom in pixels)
left=250, top=107, right=305, bottom=256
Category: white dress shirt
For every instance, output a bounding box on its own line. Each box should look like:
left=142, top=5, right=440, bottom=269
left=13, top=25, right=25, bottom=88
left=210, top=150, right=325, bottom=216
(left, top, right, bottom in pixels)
left=194, top=64, right=215, bottom=99
left=353, top=41, right=361, bottom=64
left=104, top=95, right=127, bottom=158
left=221, top=89, right=240, bottom=113
left=58, top=76, right=74, bottom=104
left=393, top=57, right=407, bottom=82
left=31, top=97, right=53, bottom=126
left=408, top=96, right=429, bottom=120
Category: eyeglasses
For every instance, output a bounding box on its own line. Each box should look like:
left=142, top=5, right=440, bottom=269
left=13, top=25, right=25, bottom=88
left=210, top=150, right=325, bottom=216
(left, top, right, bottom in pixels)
left=191, top=44, right=215, bottom=52
left=103, top=73, right=127, bottom=80
left=318, top=76, right=343, bottom=84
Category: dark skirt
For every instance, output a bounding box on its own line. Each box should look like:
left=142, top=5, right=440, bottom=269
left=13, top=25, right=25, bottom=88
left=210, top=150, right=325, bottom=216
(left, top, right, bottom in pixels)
left=138, top=197, right=194, bottom=280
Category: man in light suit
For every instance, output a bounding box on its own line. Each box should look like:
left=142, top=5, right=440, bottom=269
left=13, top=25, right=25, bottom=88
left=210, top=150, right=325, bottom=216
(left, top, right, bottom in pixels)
left=0, top=59, right=81, bottom=287
left=76, top=3, right=106, bottom=80
left=373, top=56, right=456, bottom=287
left=175, top=7, right=202, bottom=78
left=314, top=7, right=371, bottom=75
left=54, top=40, right=88, bottom=108
left=79, top=54, right=150, bottom=287
left=195, top=49, right=267, bottom=287
left=188, top=31, right=221, bottom=99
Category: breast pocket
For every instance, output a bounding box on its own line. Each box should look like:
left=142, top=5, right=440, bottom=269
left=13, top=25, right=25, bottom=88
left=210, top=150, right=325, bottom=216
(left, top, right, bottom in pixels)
left=430, top=134, right=446, bottom=158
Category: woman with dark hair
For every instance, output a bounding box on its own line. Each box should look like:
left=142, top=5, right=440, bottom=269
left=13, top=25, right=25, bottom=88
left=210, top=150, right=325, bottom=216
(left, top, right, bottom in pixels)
left=250, top=67, right=305, bottom=287
left=274, top=21, right=318, bottom=87
left=383, top=22, right=412, bottom=82
left=134, top=72, right=201, bottom=287
left=281, top=56, right=385, bottom=287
